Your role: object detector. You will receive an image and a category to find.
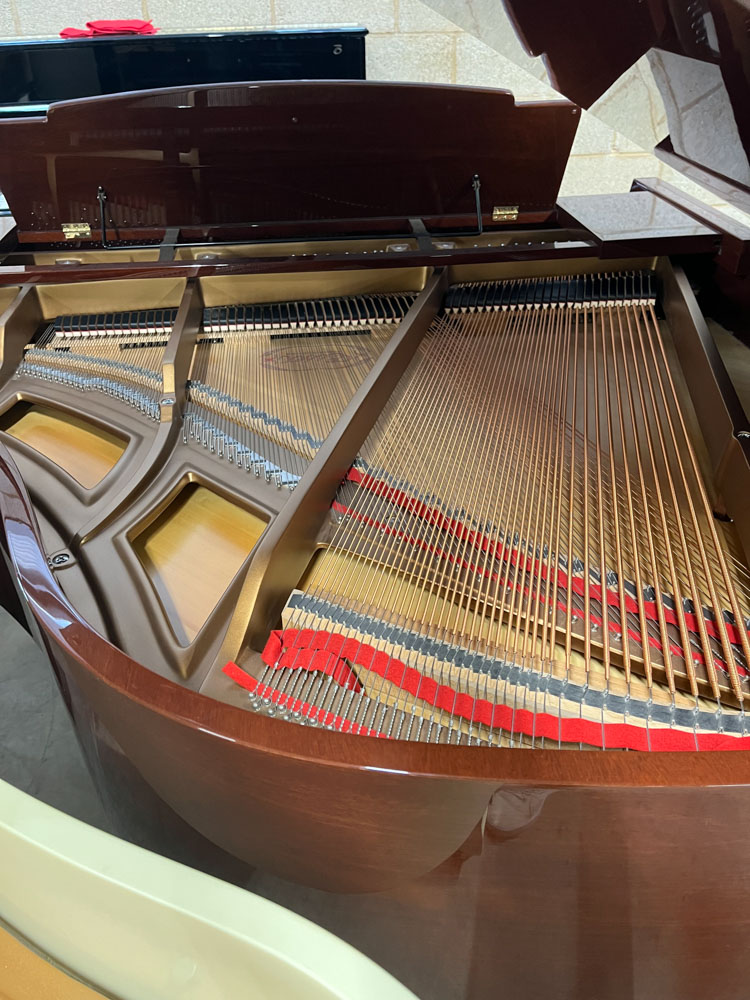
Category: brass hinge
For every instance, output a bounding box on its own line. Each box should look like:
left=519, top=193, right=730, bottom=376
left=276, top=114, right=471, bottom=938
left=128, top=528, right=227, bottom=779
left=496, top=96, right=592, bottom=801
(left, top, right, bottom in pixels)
left=492, top=205, right=519, bottom=223
left=62, top=222, right=92, bottom=240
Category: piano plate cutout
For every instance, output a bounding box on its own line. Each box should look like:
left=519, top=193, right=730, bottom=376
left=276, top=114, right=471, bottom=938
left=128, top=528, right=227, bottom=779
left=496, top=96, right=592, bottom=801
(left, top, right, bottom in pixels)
left=0, top=402, right=126, bottom=489
left=133, top=484, right=267, bottom=646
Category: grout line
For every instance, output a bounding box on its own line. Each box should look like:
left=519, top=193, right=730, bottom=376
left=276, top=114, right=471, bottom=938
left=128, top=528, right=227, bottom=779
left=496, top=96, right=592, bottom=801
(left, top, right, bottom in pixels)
left=368, top=28, right=460, bottom=36
left=9, top=0, right=22, bottom=34
left=393, top=0, right=400, bottom=32
left=269, top=0, right=276, bottom=25
left=450, top=33, right=456, bottom=84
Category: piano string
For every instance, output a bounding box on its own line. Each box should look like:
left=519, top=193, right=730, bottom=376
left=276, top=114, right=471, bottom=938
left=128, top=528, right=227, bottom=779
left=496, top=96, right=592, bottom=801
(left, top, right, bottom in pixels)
left=184, top=293, right=415, bottom=488
left=226, top=272, right=750, bottom=750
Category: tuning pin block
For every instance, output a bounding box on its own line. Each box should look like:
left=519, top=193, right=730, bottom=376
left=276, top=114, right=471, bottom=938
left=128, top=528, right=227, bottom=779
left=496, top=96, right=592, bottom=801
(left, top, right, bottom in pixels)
left=443, top=270, right=657, bottom=313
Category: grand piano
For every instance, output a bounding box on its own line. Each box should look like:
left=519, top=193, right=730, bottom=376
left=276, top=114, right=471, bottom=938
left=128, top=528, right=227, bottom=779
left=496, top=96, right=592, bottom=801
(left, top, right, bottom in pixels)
left=0, top=75, right=750, bottom=1000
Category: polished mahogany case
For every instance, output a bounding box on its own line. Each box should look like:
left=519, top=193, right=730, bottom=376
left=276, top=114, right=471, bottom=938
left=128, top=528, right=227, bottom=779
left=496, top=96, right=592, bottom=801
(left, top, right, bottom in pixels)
left=0, top=82, right=578, bottom=243
left=1, top=81, right=750, bottom=1000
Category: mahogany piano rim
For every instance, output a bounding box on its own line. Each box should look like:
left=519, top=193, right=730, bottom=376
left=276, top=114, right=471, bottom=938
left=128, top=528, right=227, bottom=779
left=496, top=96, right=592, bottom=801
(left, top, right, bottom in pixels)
left=3, top=440, right=750, bottom=791
left=1, top=212, right=749, bottom=799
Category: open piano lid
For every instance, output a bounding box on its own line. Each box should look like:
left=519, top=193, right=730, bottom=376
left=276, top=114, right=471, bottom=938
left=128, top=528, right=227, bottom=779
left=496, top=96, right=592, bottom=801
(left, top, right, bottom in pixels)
left=502, top=0, right=750, bottom=213
left=0, top=81, right=580, bottom=244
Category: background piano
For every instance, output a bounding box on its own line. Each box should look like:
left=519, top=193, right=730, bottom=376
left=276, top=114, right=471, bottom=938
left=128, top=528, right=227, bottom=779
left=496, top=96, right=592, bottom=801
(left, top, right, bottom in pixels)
left=0, top=27, right=366, bottom=118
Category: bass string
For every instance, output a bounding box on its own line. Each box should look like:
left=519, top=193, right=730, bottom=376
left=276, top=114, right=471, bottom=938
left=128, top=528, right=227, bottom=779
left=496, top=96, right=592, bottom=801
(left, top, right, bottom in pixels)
left=639, top=302, right=750, bottom=696
left=188, top=320, right=394, bottom=472
left=279, top=293, right=593, bottom=730
left=280, top=293, right=581, bottom=741
left=624, top=303, right=720, bottom=698
left=284, top=296, right=556, bottom=736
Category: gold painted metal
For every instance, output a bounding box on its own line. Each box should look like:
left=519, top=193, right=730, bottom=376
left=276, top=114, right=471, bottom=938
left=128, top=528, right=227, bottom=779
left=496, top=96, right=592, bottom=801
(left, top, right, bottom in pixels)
left=61, top=223, right=92, bottom=240
left=35, top=278, right=186, bottom=321
left=1, top=403, right=126, bottom=489
left=0, top=285, right=37, bottom=382
left=70, top=279, right=204, bottom=548
left=0, top=286, right=20, bottom=318
left=199, top=268, right=427, bottom=307
left=160, top=278, right=203, bottom=406
left=134, top=483, right=267, bottom=646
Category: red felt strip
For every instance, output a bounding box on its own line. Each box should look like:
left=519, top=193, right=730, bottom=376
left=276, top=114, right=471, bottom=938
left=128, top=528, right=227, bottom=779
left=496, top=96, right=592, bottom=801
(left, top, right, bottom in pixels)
left=343, top=468, right=750, bottom=668
left=261, top=629, right=362, bottom=691
left=223, top=662, right=386, bottom=737
left=87, top=18, right=157, bottom=33
left=331, top=499, right=741, bottom=681
left=253, top=631, right=750, bottom=752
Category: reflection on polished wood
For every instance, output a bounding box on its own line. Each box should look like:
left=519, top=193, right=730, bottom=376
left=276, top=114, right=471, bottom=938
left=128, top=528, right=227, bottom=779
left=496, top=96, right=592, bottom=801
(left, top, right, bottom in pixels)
left=1, top=404, right=126, bottom=489
left=0, top=83, right=579, bottom=244
left=0, top=924, right=105, bottom=1000
left=134, top=484, right=266, bottom=646
left=32, top=250, right=161, bottom=265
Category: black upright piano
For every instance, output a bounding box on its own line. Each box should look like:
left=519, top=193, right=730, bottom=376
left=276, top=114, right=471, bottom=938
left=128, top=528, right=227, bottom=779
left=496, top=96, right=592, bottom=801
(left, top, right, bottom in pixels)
left=0, top=28, right=367, bottom=118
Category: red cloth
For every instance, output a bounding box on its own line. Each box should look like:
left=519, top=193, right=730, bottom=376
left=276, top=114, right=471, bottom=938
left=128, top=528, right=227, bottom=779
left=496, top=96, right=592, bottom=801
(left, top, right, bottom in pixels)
left=60, top=19, right=157, bottom=37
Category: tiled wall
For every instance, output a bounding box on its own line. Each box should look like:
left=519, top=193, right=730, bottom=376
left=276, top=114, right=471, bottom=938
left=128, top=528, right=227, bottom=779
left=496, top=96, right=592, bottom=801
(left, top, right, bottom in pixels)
left=1, top=0, right=746, bottom=218
left=2, top=0, right=538, bottom=85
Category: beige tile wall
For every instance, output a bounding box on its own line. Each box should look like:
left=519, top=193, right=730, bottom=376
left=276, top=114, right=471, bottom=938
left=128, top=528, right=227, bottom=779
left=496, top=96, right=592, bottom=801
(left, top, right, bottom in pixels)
left=0, top=2, right=18, bottom=35
left=1, top=0, right=747, bottom=219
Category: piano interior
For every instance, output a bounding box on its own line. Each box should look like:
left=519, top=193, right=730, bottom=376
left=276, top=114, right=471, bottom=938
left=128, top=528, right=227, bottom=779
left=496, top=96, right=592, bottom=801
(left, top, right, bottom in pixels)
left=2, top=248, right=748, bottom=752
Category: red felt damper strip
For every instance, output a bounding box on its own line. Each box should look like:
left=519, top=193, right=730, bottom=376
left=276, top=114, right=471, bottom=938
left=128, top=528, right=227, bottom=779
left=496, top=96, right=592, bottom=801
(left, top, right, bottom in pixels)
left=223, top=662, right=386, bottom=737
left=331, top=499, right=744, bottom=681
left=261, top=630, right=362, bottom=691
left=344, top=468, right=750, bottom=658
left=257, top=630, right=750, bottom=752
